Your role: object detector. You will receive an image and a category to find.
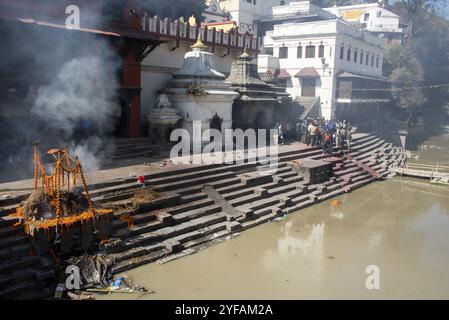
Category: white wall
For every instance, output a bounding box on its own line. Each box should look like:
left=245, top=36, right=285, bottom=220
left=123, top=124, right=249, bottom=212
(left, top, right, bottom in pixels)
left=220, top=0, right=296, bottom=34
left=360, top=7, right=402, bottom=32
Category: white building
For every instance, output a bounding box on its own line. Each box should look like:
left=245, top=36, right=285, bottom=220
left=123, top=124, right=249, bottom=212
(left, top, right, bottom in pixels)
left=259, top=1, right=390, bottom=121
left=324, top=2, right=404, bottom=45
left=219, top=0, right=295, bottom=34
left=202, top=0, right=230, bottom=23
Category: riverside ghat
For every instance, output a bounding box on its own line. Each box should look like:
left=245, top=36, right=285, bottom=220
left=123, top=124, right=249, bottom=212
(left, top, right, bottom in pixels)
left=0, top=132, right=407, bottom=299
left=0, top=39, right=408, bottom=299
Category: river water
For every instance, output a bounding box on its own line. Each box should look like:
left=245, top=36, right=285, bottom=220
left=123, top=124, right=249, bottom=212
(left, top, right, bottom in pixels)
left=98, top=128, right=449, bottom=300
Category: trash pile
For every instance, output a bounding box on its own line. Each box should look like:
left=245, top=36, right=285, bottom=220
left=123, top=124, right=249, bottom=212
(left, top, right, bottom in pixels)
left=56, top=254, right=152, bottom=300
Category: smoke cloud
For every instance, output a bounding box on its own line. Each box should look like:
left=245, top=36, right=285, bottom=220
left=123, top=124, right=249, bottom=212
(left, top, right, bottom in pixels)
left=30, top=52, right=120, bottom=171
left=0, top=15, right=122, bottom=182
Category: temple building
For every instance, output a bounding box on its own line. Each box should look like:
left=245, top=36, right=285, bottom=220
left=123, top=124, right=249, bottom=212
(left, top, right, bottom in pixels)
left=227, top=50, right=284, bottom=133
left=163, top=37, right=239, bottom=147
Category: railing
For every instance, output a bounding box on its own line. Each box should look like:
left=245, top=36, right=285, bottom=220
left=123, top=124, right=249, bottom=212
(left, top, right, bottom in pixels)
left=397, top=162, right=449, bottom=181
left=141, top=14, right=261, bottom=52
left=405, top=162, right=449, bottom=173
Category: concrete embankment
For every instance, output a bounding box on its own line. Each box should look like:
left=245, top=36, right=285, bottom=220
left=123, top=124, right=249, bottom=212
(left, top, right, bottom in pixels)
left=0, top=131, right=407, bottom=299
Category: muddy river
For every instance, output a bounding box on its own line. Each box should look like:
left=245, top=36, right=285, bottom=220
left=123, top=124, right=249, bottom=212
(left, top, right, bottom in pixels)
left=97, top=127, right=449, bottom=300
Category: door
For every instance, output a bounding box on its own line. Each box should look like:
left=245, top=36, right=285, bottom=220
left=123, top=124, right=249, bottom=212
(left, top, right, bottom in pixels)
left=301, top=78, right=316, bottom=97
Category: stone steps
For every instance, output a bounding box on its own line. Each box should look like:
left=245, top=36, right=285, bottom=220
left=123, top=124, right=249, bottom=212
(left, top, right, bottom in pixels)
left=0, top=242, right=33, bottom=261
left=109, top=138, right=158, bottom=160
left=112, top=149, right=155, bottom=160
left=229, top=193, right=263, bottom=207
left=168, top=198, right=215, bottom=215
left=117, top=213, right=228, bottom=251
left=0, top=213, right=22, bottom=228
left=179, top=192, right=208, bottom=203
left=0, top=224, right=24, bottom=241
left=172, top=205, right=222, bottom=224
left=154, top=171, right=236, bottom=192
left=222, top=188, right=255, bottom=201
left=241, top=211, right=282, bottom=230
left=0, top=255, right=41, bottom=274
left=0, top=267, right=37, bottom=289
left=149, top=166, right=234, bottom=186
left=0, top=234, right=29, bottom=250
left=175, top=177, right=241, bottom=196
left=0, top=280, right=39, bottom=299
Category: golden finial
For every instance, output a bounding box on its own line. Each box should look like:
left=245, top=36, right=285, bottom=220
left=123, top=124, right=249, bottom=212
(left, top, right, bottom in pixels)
left=191, top=35, right=208, bottom=50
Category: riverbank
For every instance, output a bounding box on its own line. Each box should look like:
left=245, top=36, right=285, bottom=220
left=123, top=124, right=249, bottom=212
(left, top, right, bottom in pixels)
left=96, top=177, right=449, bottom=300
left=0, top=131, right=406, bottom=299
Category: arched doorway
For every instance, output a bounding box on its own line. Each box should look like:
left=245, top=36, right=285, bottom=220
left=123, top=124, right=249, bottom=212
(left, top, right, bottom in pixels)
left=210, top=113, right=222, bottom=131
left=255, top=111, right=266, bottom=130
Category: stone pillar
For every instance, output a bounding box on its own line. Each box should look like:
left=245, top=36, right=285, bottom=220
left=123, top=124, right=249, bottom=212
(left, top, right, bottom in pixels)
left=122, top=43, right=142, bottom=138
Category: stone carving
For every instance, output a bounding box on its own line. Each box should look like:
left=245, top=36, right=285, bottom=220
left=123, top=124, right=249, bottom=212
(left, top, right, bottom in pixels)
left=147, top=93, right=181, bottom=145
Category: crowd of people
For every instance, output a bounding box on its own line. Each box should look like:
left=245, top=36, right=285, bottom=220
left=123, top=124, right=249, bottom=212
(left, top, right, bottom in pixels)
left=276, top=117, right=353, bottom=156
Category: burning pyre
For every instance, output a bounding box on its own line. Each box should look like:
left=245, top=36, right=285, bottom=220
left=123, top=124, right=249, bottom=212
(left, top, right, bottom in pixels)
left=12, top=144, right=112, bottom=251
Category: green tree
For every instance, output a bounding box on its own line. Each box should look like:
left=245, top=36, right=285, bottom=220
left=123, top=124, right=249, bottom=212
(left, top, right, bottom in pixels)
left=383, top=45, right=426, bottom=119
left=391, top=1, right=449, bottom=115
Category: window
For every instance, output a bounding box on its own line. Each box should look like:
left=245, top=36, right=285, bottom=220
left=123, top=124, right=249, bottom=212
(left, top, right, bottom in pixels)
left=354, top=50, right=358, bottom=63
left=377, top=10, right=382, bottom=18
left=279, top=47, right=288, bottom=59
left=366, top=53, right=369, bottom=65
left=364, top=13, right=369, bottom=21
left=376, top=57, right=379, bottom=68
left=318, top=45, right=324, bottom=58
left=264, top=47, right=273, bottom=55
left=305, top=45, right=315, bottom=58
left=371, top=55, right=374, bottom=67
left=347, top=48, right=351, bottom=61
left=340, top=46, right=344, bottom=59
left=360, top=52, right=363, bottom=64
left=297, top=46, right=302, bottom=58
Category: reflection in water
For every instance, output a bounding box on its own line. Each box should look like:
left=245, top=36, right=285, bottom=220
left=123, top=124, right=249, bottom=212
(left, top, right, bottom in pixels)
left=278, top=221, right=324, bottom=255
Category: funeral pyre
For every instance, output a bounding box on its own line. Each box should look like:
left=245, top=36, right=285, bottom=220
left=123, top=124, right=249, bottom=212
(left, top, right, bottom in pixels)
left=11, top=144, right=113, bottom=255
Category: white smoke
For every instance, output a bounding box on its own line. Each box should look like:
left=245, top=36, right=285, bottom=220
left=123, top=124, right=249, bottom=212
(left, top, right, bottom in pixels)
left=69, top=136, right=103, bottom=172
left=30, top=48, right=120, bottom=171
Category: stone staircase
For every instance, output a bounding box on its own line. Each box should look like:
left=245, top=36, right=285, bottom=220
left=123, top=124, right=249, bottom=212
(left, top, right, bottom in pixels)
left=295, top=96, right=320, bottom=119
left=289, top=102, right=306, bottom=121
left=0, top=131, right=407, bottom=299
left=108, top=137, right=159, bottom=160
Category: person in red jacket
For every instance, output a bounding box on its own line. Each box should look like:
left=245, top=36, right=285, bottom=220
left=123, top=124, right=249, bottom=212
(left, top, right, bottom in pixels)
left=322, top=129, right=333, bottom=156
